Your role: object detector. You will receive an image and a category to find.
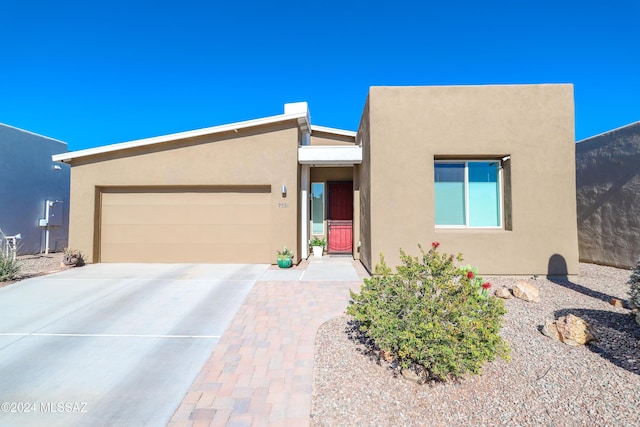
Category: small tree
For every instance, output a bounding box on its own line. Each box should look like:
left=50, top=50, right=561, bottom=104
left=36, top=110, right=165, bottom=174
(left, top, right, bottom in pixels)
left=347, top=243, right=510, bottom=382
left=629, top=257, right=640, bottom=309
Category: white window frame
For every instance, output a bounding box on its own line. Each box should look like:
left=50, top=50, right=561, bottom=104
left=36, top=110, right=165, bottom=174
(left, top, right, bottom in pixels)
left=311, top=182, right=325, bottom=235
left=434, top=160, right=503, bottom=229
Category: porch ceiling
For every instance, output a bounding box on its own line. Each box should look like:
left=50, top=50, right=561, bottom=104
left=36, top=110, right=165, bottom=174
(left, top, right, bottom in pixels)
left=298, top=145, right=362, bottom=166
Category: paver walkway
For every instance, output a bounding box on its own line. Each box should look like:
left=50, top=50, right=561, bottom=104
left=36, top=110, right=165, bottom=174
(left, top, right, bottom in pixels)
left=168, top=258, right=368, bottom=426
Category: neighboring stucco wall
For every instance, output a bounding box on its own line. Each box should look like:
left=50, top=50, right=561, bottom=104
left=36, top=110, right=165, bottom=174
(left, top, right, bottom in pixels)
left=67, top=122, right=299, bottom=263
left=310, top=132, right=355, bottom=146
left=0, top=124, right=69, bottom=254
left=362, top=84, right=578, bottom=275
left=576, top=121, right=640, bottom=268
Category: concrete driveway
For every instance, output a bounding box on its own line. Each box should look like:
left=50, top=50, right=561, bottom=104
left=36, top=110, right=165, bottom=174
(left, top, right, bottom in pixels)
left=0, top=263, right=268, bottom=427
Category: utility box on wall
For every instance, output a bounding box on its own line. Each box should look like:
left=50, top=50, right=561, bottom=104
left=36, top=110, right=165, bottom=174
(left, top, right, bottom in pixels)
left=46, top=200, right=64, bottom=227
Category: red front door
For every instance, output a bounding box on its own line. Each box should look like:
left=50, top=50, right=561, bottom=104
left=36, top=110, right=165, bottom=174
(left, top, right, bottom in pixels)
left=327, top=182, right=353, bottom=253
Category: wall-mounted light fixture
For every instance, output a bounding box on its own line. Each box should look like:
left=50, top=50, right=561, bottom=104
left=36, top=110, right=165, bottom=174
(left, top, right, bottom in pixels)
left=281, top=185, right=287, bottom=197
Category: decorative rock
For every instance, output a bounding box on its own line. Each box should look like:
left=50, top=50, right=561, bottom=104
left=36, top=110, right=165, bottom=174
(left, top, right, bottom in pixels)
left=636, top=313, right=640, bottom=327
left=512, top=281, right=540, bottom=302
left=62, top=254, right=79, bottom=266
left=610, top=298, right=623, bottom=308
left=401, top=368, right=420, bottom=384
left=541, top=320, right=560, bottom=341
left=495, top=287, right=512, bottom=299
left=554, top=314, right=597, bottom=346
left=380, top=350, right=394, bottom=363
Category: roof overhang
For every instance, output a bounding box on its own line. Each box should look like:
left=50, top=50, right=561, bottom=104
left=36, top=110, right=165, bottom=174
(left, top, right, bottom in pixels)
left=310, top=125, right=356, bottom=138
left=52, top=109, right=311, bottom=163
left=298, top=145, right=362, bottom=166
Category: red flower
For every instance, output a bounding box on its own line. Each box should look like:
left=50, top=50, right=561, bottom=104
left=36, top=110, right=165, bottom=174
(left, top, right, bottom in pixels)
left=432, top=242, right=440, bottom=249
left=467, top=271, right=474, bottom=279
left=482, top=282, right=491, bottom=290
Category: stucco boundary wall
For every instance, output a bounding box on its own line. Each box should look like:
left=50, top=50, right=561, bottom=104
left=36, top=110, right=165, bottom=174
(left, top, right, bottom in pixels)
left=576, top=121, right=640, bottom=269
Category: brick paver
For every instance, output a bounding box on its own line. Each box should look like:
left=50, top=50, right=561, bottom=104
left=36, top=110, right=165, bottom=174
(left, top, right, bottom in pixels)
left=168, top=260, right=367, bottom=426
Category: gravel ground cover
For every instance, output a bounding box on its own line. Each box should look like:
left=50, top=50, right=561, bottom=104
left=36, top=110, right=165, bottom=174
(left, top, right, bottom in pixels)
left=0, top=252, right=66, bottom=287
left=312, top=263, right=640, bottom=426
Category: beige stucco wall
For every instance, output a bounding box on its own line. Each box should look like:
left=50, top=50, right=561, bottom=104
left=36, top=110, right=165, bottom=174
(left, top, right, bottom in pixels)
left=576, top=121, right=640, bottom=268
left=357, top=98, right=372, bottom=269
left=361, top=84, right=578, bottom=275
left=67, top=122, right=300, bottom=263
left=310, top=132, right=355, bottom=146
left=310, top=167, right=353, bottom=182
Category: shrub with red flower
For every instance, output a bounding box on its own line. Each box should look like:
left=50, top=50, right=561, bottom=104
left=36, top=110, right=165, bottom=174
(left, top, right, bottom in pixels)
left=347, top=243, right=510, bottom=382
left=461, top=265, right=493, bottom=299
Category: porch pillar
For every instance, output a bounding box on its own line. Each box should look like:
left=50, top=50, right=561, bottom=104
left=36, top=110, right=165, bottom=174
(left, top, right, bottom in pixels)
left=300, top=164, right=310, bottom=259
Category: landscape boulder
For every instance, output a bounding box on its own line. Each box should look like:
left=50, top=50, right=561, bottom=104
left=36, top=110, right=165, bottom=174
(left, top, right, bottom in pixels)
left=512, top=281, right=540, bottom=302
left=542, top=314, right=597, bottom=346
left=401, top=368, right=421, bottom=384
left=541, top=320, right=561, bottom=341
left=495, top=287, right=511, bottom=299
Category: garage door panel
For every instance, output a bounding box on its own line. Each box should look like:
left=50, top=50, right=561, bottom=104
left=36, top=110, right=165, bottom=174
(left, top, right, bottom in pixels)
left=101, top=224, right=271, bottom=245
left=100, top=189, right=273, bottom=263
left=102, top=191, right=270, bottom=206
left=100, top=243, right=271, bottom=263
left=102, top=204, right=271, bottom=226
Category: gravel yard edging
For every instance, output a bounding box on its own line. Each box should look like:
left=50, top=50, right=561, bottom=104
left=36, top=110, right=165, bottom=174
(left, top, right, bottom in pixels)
left=311, top=263, right=640, bottom=426
left=0, top=253, right=67, bottom=288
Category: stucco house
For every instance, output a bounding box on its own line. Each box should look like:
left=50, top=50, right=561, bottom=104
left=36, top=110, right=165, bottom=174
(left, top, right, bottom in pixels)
left=1, top=123, right=70, bottom=255
left=53, top=84, right=578, bottom=275
left=576, top=121, right=640, bottom=268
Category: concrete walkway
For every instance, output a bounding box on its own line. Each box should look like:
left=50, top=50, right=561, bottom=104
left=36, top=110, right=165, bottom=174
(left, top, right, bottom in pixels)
left=168, top=257, right=368, bottom=427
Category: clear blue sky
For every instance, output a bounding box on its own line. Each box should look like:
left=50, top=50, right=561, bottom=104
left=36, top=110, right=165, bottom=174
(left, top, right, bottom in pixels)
left=1, top=1, right=638, bottom=151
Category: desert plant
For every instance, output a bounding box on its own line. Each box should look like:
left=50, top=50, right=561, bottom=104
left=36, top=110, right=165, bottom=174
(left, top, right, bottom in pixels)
left=0, top=251, right=21, bottom=282
left=276, top=246, right=294, bottom=261
left=629, top=257, right=640, bottom=309
left=347, top=242, right=510, bottom=382
left=62, top=248, right=84, bottom=266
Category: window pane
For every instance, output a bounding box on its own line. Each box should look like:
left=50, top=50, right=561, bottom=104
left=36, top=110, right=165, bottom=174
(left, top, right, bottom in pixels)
left=434, top=163, right=465, bottom=225
left=311, top=183, right=324, bottom=234
left=468, top=162, right=500, bottom=227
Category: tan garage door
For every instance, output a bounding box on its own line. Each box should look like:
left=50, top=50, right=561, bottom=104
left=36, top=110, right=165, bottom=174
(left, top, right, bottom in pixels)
left=100, top=187, right=272, bottom=263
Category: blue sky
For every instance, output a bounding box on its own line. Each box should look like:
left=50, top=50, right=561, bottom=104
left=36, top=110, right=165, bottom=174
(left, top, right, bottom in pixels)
left=1, top=1, right=638, bottom=151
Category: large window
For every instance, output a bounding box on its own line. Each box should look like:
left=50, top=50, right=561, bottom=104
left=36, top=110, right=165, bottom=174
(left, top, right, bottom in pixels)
left=311, top=182, right=325, bottom=234
left=434, top=161, right=502, bottom=228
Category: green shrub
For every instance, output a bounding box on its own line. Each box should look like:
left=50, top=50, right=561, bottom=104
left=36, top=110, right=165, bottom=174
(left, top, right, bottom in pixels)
left=347, top=243, right=510, bottom=382
left=629, top=257, right=640, bottom=309
left=0, top=252, right=21, bottom=282
left=309, top=236, right=326, bottom=247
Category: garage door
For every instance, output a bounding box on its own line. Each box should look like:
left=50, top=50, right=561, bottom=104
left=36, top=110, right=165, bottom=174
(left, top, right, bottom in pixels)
left=100, top=187, right=272, bottom=263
